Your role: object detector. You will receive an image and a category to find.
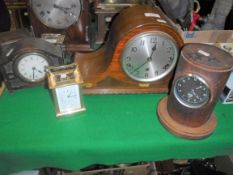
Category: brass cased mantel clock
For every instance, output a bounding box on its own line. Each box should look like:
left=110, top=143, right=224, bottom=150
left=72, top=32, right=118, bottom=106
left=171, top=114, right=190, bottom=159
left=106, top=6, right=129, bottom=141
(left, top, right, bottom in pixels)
left=75, top=5, right=183, bottom=94
left=47, top=64, right=85, bottom=117
left=157, top=43, right=233, bottom=139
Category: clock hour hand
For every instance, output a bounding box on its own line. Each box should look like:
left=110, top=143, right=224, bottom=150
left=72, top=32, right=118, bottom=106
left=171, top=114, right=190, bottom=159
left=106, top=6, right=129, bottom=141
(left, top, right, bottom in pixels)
left=53, top=4, right=77, bottom=18
left=149, top=43, right=157, bottom=58
left=131, top=57, right=152, bottom=74
left=53, top=4, right=71, bottom=11
left=32, top=67, right=35, bottom=80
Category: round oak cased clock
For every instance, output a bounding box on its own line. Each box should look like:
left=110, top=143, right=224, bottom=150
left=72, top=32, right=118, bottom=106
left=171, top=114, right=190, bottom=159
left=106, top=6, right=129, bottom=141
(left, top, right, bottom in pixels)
left=75, top=5, right=183, bottom=94
left=157, top=43, right=233, bottom=139
left=29, top=0, right=91, bottom=52
left=0, top=38, right=64, bottom=91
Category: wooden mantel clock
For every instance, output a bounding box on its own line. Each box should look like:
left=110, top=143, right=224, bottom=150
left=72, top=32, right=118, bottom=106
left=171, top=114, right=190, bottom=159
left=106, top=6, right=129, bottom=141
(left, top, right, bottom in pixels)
left=28, top=0, right=91, bottom=52
left=75, top=5, right=184, bottom=94
left=158, top=43, right=233, bottom=139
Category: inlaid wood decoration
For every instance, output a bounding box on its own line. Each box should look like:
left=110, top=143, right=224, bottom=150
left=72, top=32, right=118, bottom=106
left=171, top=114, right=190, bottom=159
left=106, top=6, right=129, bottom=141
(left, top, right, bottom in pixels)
left=75, top=5, right=183, bottom=94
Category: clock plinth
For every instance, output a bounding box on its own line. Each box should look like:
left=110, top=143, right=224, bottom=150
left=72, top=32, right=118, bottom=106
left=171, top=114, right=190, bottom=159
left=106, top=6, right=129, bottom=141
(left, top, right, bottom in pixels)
left=156, top=43, right=233, bottom=140
left=158, top=96, right=216, bottom=140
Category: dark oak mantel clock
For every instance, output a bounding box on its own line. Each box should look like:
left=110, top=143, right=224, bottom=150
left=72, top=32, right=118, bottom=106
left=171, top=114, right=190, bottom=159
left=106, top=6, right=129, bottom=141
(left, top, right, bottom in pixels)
left=29, top=0, right=91, bottom=52
left=0, top=38, right=64, bottom=91
left=157, top=43, right=233, bottom=139
left=75, top=5, right=183, bottom=94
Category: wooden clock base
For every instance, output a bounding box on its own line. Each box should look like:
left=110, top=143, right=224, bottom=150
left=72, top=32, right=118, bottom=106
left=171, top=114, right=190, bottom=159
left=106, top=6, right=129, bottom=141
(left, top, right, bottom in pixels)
left=157, top=96, right=216, bottom=140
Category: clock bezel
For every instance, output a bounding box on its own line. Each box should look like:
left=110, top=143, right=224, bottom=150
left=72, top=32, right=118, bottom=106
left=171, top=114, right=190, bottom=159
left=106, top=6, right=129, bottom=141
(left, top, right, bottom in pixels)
left=120, top=31, right=179, bottom=83
left=14, top=51, right=53, bottom=83
left=30, top=0, right=82, bottom=29
left=174, top=74, right=210, bottom=109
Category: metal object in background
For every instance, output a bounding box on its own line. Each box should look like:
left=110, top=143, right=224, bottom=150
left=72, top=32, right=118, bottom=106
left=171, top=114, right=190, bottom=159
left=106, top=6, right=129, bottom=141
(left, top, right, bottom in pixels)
left=202, top=0, right=233, bottom=30
left=60, top=162, right=157, bottom=175
left=155, top=0, right=193, bottom=29
left=4, top=0, right=29, bottom=30
left=92, top=0, right=147, bottom=44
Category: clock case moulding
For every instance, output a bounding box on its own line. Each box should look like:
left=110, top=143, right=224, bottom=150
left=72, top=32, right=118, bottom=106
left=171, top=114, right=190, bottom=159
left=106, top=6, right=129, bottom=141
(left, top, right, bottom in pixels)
left=28, top=0, right=92, bottom=52
left=74, top=5, right=184, bottom=94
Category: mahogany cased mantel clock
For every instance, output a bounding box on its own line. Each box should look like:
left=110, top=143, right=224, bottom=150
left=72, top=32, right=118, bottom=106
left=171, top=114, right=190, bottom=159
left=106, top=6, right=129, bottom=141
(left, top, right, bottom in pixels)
left=75, top=5, right=183, bottom=94
left=28, top=0, right=91, bottom=52
left=158, top=43, right=233, bottom=139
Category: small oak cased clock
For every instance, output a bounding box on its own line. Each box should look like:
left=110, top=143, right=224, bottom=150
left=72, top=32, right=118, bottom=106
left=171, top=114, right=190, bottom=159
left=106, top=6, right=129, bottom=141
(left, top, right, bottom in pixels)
left=75, top=5, right=183, bottom=94
left=0, top=38, right=64, bottom=91
left=157, top=43, right=233, bottom=139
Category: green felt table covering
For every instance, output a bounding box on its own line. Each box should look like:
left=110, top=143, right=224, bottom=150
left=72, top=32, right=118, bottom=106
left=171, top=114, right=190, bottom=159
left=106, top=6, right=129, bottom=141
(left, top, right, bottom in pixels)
left=0, top=87, right=233, bottom=174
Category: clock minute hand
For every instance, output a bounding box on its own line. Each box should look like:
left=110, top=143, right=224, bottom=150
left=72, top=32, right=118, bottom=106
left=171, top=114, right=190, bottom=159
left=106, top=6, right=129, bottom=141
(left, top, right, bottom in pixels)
left=130, top=44, right=156, bottom=74
left=32, top=67, right=36, bottom=80
left=53, top=4, right=77, bottom=18
left=131, top=57, right=152, bottom=74
left=53, top=4, right=71, bottom=11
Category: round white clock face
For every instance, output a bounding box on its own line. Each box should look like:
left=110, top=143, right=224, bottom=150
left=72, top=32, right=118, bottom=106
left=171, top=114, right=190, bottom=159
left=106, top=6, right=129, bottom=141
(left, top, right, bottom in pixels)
left=17, top=53, right=49, bottom=82
left=174, top=75, right=210, bottom=108
left=121, top=32, right=178, bottom=82
left=31, top=0, right=81, bottom=29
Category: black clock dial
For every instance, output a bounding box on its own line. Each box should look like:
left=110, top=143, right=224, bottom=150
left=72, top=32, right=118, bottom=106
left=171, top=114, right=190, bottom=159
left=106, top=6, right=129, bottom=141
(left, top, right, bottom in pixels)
left=174, top=75, right=210, bottom=108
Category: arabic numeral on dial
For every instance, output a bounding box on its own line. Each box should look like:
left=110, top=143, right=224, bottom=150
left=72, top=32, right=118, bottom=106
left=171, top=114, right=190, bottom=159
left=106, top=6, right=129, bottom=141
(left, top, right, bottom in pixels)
left=131, top=47, right=137, bottom=52
left=163, top=64, right=170, bottom=70
left=155, top=70, right=159, bottom=76
left=71, top=4, right=77, bottom=8
left=169, top=56, right=174, bottom=62
left=126, top=56, right=131, bottom=61
left=150, top=37, right=157, bottom=43
left=40, top=11, right=45, bottom=17
left=145, top=73, right=149, bottom=78
left=126, top=63, right=133, bottom=69
left=140, top=40, right=145, bottom=46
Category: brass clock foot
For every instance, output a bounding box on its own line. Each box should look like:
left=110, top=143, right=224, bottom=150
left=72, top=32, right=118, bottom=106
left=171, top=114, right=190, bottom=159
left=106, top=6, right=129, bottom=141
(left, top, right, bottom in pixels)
left=157, top=96, right=216, bottom=140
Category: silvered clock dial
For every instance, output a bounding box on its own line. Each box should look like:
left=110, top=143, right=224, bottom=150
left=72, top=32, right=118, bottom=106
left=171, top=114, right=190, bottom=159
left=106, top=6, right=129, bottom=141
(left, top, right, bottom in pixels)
left=121, top=32, right=178, bottom=82
left=31, top=0, right=81, bottom=29
left=174, top=75, right=210, bottom=108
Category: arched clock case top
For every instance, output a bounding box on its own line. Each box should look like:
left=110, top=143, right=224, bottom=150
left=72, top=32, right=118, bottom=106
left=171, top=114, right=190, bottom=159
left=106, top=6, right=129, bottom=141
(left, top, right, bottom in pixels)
left=75, top=5, right=184, bottom=94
